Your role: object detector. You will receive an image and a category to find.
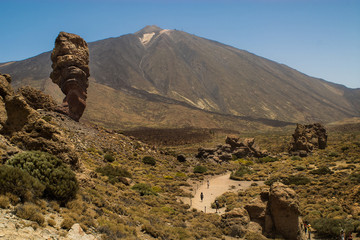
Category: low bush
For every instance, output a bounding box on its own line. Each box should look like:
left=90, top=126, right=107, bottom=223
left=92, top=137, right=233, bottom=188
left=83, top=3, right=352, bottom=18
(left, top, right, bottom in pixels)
left=104, top=153, right=115, bottom=162
left=291, top=156, right=302, bottom=161
left=193, top=165, right=207, bottom=174
left=142, top=156, right=156, bottom=166
left=61, top=218, right=75, bottom=230
left=47, top=218, right=56, bottom=227
left=132, top=183, right=158, bottom=196
left=230, top=166, right=253, bottom=180
left=15, top=203, right=45, bottom=225
left=0, top=165, right=45, bottom=202
left=265, top=175, right=311, bottom=186
left=310, top=166, right=333, bottom=175
left=350, top=172, right=360, bottom=183
left=0, top=195, right=10, bottom=209
left=7, top=151, right=78, bottom=203
left=256, top=156, right=278, bottom=163
left=313, top=218, right=355, bottom=239
left=96, top=164, right=131, bottom=184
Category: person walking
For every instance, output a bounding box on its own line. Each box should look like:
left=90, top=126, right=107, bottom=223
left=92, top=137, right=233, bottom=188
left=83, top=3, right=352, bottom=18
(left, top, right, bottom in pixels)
left=200, top=192, right=204, bottom=202
left=307, top=224, right=312, bottom=240
left=207, top=180, right=210, bottom=189
left=215, top=200, right=220, bottom=213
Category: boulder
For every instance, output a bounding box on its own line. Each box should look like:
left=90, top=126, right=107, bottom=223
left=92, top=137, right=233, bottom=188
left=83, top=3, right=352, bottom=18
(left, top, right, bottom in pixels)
left=196, top=135, right=267, bottom=162
left=50, top=32, right=89, bottom=121
left=289, top=123, right=327, bottom=155
left=267, top=182, right=306, bottom=240
left=17, top=86, right=58, bottom=111
left=244, top=183, right=306, bottom=240
left=220, top=207, right=250, bottom=238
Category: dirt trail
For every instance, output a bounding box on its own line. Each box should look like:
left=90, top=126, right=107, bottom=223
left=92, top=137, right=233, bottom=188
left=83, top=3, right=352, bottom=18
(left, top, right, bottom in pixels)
left=181, top=172, right=264, bottom=214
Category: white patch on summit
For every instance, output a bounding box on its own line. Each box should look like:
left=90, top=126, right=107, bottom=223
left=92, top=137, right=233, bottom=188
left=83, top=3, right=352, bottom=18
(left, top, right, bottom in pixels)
left=140, top=32, right=155, bottom=45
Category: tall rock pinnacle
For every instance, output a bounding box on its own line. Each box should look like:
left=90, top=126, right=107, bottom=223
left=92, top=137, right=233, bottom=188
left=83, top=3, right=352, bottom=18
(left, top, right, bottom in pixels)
left=50, top=32, right=89, bottom=121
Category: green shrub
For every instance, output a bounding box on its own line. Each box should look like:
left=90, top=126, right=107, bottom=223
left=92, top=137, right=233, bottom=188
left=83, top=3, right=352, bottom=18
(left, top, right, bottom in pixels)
left=328, top=152, right=339, bottom=157
left=310, top=166, right=333, bottom=175
left=283, top=175, right=311, bottom=185
left=15, top=203, right=45, bottom=225
left=0, top=195, right=10, bottom=209
left=96, top=164, right=131, bottom=184
left=142, top=156, right=156, bottom=166
left=265, top=175, right=311, bottom=186
left=230, top=166, right=253, bottom=180
left=7, top=151, right=78, bottom=203
left=104, top=153, right=115, bottom=162
left=294, top=165, right=306, bottom=171
left=256, top=156, right=278, bottom=163
left=132, top=183, right=158, bottom=196
left=313, top=218, right=355, bottom=238
left=0, top=165, right=45, bottom=202
left=291, top=156, right=302, bottom=161
left=350, top=172, right=360, bottom=183
left=193, top=165, right=207, bottom=174
left=61, top=218, right=75, bottom=230
left=47, top=218, right=56, bottom=227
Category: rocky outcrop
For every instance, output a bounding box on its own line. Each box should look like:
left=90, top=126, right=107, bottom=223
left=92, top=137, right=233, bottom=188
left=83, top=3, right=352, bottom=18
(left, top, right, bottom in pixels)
left=220, top=207, right=251, bottom=238
left=18, top=86, right=58, bottom=111
left=244, top=182, right=306, bottom=240
left=50, top=32, right=89, bottom=121
left=289, top=123, right=327, bottom=156
left=196, top=136, right=267, bottom=163
left=0, top=73, right=78, bottom=167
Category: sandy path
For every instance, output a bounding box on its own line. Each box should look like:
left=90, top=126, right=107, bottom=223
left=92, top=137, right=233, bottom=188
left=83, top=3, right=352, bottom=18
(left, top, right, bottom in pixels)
left=181, top=172, right=263, bottom=214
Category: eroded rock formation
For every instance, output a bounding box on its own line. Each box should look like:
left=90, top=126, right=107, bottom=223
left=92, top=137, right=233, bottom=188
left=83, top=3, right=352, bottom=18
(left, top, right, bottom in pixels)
left=244, top=182, right=307, bottom=240
left=196, top=136, right=267, bottom=163
left=50, top=32, right=89, bottom=121
left=0, top=73, right=78, bottom=167
left=289, top=123, right=327, bottom=156
left=18, top=86, right=58, bottom=111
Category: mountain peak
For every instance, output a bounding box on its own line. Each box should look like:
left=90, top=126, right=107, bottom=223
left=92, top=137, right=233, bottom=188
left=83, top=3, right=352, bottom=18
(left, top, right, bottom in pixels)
left=135, top=25, right=163, bottom=35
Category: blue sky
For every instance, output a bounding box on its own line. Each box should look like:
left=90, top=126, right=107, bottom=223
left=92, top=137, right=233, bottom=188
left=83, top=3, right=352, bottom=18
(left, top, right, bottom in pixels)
left=0, top=0, right=359, bottom=88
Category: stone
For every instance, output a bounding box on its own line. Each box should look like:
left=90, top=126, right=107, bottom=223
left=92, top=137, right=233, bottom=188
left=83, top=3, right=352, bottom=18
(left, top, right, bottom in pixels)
left=245, top=198, right=267, bottom=226
left=196, top=135, right=267, bottom=162
left=221, top=207, right=250, bottom=238
left=289, top=123, right=327, bottom=155
left=267, top=182, right=306, bottom=240
left=50, top=32, right=90, bottom=121
left=17, top=86, right=58, bottom=111
left=67, top=223, right=97, bottom=240
left=244, top=183, right=306, bottom=240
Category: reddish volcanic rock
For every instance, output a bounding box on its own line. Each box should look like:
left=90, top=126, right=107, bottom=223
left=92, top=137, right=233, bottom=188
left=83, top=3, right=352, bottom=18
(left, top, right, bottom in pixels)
left=50, top=32, right=89, bottom=121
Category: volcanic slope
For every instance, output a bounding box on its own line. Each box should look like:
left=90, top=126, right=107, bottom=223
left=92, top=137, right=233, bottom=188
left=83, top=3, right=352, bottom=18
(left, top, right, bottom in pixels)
left=1, top=25, right=359, bottom=128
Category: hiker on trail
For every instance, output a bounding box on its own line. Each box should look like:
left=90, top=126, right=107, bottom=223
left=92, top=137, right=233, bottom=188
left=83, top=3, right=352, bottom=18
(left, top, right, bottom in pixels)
left=304, top=222, right=308, bottom=234
left=215, top=200, right=219, bottom=213
left=200, top=192, right=204, bottom=202
left=207, top=180, right=210, bottom=189
left=307, top=224, right=312, bottom=240
left=340, top=230, right=345, bottom=240
left=347, top=232, right=353, bottom=240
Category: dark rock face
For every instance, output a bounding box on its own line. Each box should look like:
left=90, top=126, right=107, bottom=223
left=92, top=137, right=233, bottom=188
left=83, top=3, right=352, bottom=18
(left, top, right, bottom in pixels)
left=0, top=73, right=78, bottom=167
left=50, top=32, right=89, bottom=121
left=244, top=182, right=307, bottom=240
left=289, top=123, right=327, bottom=156
left=196, top=136, right=267, bottom=163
